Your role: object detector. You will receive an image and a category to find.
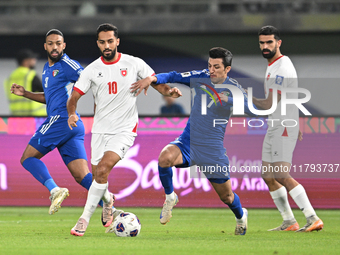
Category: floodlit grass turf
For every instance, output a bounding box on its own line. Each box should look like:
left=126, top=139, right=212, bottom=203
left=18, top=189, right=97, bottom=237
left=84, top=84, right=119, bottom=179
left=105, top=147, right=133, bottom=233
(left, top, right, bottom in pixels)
left=0, top=207, right=339, bottom=255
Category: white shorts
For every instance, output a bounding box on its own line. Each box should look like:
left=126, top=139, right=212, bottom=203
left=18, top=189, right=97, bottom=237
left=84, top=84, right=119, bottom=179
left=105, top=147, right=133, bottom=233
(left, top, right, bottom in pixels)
left=262, top=132, right=297, bottom=164
left=91, top=132, right=135, bottom=165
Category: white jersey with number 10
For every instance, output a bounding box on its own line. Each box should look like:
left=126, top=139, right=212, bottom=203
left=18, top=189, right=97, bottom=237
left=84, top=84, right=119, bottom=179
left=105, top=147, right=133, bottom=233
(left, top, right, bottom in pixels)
left=74, top=53, right=155, bottom=135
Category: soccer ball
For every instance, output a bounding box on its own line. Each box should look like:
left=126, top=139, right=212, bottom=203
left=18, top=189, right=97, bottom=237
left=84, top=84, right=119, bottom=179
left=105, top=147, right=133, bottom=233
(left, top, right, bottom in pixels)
left=112, top=212, right=141, bottom=237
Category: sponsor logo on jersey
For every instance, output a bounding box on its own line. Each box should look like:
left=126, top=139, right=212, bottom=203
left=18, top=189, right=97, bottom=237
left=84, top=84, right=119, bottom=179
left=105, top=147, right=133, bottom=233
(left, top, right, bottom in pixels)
left=120, top=68, right=127, bottom=77
left=275, top=75, right=284, bottom=85
left=266, top=73, right=271, bottom=80
left=52, top=70, right=59, bottom=77
left=97, top=72, right=103, bottom=78
left=181, top=72, right=191, bottom=77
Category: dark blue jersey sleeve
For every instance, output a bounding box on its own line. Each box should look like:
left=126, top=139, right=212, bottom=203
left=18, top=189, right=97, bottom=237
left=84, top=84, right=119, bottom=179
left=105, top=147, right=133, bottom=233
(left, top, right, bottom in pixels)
left=155, top=69, right=209, bottom=87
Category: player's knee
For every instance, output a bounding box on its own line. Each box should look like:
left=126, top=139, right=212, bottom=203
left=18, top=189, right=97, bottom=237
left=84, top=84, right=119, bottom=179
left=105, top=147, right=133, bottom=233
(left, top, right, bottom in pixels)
left=158, top=153, right=174, bottom=168
left=94, top=167, right=109, bottom=183
left=220, top=192, right=233, bottom=204
left=275, top=177, right=291, bottom=187
left=20, top=155, right=28, bottom=165
left=261, top=175, right=276, bottom=186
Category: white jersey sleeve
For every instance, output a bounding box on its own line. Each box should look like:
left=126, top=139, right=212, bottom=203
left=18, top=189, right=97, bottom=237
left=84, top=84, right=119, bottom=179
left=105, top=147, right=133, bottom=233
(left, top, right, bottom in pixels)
left=73, top=65, right=93, bottom=95
left=74, top=53, right=155, bottom=135
left=135, top=57, right=155, bottom=80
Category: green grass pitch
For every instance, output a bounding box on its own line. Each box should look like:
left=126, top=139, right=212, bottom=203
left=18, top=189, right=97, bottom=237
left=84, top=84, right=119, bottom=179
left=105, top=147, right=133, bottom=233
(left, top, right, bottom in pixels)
left=0, top=207, right=339, bottom=255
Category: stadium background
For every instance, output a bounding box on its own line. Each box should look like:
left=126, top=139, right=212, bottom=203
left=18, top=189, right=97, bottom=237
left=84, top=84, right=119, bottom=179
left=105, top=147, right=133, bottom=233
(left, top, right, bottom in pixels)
left=0, top=0, right=339, bottom=209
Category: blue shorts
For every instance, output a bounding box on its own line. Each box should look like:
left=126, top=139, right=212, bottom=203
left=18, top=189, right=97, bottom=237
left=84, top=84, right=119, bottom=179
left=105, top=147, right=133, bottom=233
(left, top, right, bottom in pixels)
left=170, top=134, right=230, bottom=184
left=29, top=115, right=87, bottom=166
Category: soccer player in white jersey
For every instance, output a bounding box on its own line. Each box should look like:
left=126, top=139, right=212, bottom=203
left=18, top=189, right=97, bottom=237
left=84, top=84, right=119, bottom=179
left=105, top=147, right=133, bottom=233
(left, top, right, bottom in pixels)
left=67, top=23, right=182, bottom=236
left=252, top=25, right=323, bottom=232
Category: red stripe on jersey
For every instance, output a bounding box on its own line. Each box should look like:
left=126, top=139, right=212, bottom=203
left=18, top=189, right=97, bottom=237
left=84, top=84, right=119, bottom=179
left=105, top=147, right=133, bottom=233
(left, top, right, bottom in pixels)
left=282, top=127, right=288, bottom=137
left=73, top=87, right=85, bottom=95
left=151, top=73, right=156, bottom=76
left=268, top=55, right=284, bottom=66
left=132, top=122, right=138, bottom=133
left=269, top=88, right=281, bottom=94
left=101, top=53, right=122, bottom=65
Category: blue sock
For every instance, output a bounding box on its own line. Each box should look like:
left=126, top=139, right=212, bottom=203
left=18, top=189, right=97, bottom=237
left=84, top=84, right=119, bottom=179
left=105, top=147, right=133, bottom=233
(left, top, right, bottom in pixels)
left=80, top=172, right=109, bottom=208
left=44, top=179, right=58, bottom=192
left=80, top=172, right=93, bottom=190
left=158, top=165, right=174, bottom=194
left=22, top=157, right=57, bottom=192
left=227, top=192, right=244, bottom=219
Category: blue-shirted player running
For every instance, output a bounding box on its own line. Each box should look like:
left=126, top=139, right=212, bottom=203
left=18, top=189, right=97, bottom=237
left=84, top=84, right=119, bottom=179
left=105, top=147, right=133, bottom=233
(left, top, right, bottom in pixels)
left=10, top=29, right=117, bottom=224
left=132, top=47, right=257, bottom=235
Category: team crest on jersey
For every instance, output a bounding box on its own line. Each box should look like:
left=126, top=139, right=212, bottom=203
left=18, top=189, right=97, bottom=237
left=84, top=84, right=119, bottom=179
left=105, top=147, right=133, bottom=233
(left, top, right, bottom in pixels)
left=266, top=73, right=271, bottom=81
left=120, top=68, right=127, bottom=77
left=52, top=70, right=59, bottom=77
left=221, top=91, right=230, bottom=96
left=275, top=75, right=284, bottom=85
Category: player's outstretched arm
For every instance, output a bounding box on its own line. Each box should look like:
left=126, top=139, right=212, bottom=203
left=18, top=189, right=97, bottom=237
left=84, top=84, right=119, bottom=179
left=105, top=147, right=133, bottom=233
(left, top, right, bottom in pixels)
left=67, top=90, right=82, bottom=130
left=130, top=76, right=158, bottom=96
left=152, top=84, right=182, bottom=98
left=10, top=83, right=46, bottom=104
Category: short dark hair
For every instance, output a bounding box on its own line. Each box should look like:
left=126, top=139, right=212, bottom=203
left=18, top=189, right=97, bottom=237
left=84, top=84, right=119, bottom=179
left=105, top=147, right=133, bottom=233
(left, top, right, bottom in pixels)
left=46, top=29, right=64, bottom=38
left=258, top=25, right=281, bottom=40
left=209, top=47, right=232, bottom=68
left=96, top=23, right=118, bottom=39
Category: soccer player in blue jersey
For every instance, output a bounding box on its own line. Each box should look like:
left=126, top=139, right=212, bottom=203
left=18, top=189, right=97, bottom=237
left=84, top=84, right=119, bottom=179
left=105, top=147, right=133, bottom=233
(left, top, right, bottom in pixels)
left=131, top=47, right=256, bottom=235
left=10, top=29, right=115, bottom=220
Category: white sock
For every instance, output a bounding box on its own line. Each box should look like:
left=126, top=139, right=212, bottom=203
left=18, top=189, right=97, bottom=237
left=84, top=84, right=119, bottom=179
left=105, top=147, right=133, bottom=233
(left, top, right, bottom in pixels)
left=166, top=192, right=175, bottom=201
left=50, top=187, right=60, bottom=195
left=289, top=184, right=316, bottom=218
left=236, top=209, right=246, bottom=224
left=80, top=180, right=108, bottom=222
left=270, top=186, right=295, bottom=221
left=101, top=186, right=111, bottom=204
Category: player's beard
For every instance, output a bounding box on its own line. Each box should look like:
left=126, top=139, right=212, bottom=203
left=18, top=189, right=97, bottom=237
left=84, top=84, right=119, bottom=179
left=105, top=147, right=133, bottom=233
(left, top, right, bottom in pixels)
left=47, top=50, right=63, bottom=63
left=101, top=48, right=117, bottom=61
left=262, top=48, right=276, bottom=59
